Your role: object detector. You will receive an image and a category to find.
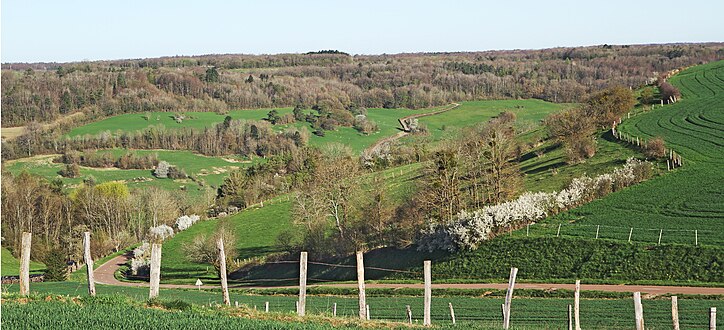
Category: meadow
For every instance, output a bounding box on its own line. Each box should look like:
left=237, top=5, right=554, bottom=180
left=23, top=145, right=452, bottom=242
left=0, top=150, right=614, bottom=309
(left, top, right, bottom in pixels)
left=1, top=247, right=45, bottom=276
left=3, top=149, right=247, bottom=199
left=414, top=99, right=573, bottom=142
left=158, top=162, right=424, bottom=285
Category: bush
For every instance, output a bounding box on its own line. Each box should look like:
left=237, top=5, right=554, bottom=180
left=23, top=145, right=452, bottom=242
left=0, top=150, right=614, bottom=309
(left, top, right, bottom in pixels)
left=167, top=166, right=187, bottom=179
left=564, top=135, right=596, bottom=163
left=419, top=158, right=652, bottom=252
left=643, top=137, right=666, bottom=158
left=58, top=163, right=80, bottom=178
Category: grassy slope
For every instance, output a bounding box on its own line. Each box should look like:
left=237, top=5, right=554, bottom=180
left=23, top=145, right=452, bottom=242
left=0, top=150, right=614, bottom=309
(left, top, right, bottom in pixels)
left=237, top=63, right=724, bottom=285
left=5, top=283, right=721, bottom=329
left=65, top=108, right=294, bottom=137
left=160, top=162, right=424, bottom=285
left=536, top=60, right=724, bottom=246
left=417, top=99, right=574, bottom=142
left=1, top=247, right=45, bottom=276
left=65, top=106, right=447, bottom=155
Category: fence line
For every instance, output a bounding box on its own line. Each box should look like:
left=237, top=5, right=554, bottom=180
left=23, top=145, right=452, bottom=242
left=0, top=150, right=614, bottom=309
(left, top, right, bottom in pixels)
left=14, top=232, right=721, bottom=328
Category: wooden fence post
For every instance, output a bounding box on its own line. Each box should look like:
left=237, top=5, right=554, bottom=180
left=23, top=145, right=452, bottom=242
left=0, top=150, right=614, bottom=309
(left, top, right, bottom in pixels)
left=671, top=296, right=679, bottom=330
left=595, top=225, right=600, bottom=239
left=217, top=237, right=230, bottom=306
left=557, top=224, right=562, bottom=237
left=298, top=251, right=308, bottom=316
left=623, top=227, right=631, bottom=243
left=406, top=305, right=412, bottom=324
left=711, top=307, right=717, bottom=330
left=695, top=230, right=698, bottom=246
left=575, top=280, right=581, bottom=330
left=265, top=301, right=269, bottom=312
left=366, top=304, right=370, bottom=320
left=503, top=267, right=518, bottom=330
left=83, top=232, right=96, bottom=296
left=333, top=302, right=337, bottom=316
left=449, top=302, right=456, bottom=325
left=633, top=292, right=644, bottom=330
left=19, top=232, right=32, bottom=296
left=356, top=251, right=367, bottom=320
left=526, top=223, right=530, bottom=237
left=423, top=260, right=432, bottom=326
left=149, top=243, right=162, bottom=299
left=658, top=229, right=663, bottom=245
left=568, top=304, right=573, bottom=330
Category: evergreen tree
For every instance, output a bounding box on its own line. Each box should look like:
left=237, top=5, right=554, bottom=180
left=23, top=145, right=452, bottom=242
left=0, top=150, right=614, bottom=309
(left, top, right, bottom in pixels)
left=205, top=67, right=220, bottom=83
left=44, top=247, right=68, bottom=281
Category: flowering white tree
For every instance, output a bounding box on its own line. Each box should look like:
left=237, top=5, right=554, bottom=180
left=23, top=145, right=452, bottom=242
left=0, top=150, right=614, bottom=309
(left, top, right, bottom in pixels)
left=154, top=161, right=170, bottom=178
left=175, top=215, right=200, bottom=231
left=130, top=242, right=151, bottom=275
left=149, top=224, right=174, bottom=241
left=418, top=158, right=651, bottom=252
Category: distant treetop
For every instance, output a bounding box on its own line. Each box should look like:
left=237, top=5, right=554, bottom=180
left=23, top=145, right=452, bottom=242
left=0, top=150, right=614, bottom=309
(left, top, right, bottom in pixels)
left=306, top=50, right=350, bottom=56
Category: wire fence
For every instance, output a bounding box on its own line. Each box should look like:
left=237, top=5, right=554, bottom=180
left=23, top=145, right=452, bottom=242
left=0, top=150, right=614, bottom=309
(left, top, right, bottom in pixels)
left=217, top=254, right=720, bottom=328
left=516, top=221, right=720, bottom=246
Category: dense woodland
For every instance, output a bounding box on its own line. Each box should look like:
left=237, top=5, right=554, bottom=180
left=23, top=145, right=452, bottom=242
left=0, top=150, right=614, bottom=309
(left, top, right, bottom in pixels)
left=3, top=43, right=722, bottom=128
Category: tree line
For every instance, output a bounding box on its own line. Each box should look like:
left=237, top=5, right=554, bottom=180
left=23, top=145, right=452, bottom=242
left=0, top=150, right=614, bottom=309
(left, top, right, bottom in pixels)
left=3, top=43, right=721, bottom=128
left=2, top=118, right=308, bottom=160
left=1, top=171, right=211, bottom=270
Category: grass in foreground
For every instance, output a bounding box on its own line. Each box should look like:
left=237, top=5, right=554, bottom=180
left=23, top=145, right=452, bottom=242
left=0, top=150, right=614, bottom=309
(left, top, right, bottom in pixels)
left=3, top=284, right=720, bottom=329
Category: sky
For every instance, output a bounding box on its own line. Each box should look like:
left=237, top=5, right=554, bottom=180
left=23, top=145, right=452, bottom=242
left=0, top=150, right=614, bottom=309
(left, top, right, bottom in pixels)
left=2, top=0, right=723, bottom=63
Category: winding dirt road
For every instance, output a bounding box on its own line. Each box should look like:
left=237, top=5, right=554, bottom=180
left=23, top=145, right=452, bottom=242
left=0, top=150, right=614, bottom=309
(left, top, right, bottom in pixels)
left=363, top=103, right=460, bottom=157
left=94, top=254, right=724, bottom=295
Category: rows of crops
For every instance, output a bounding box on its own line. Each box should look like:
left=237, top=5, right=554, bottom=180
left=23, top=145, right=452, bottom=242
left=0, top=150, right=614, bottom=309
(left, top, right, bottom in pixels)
left=3, top=283, right=720, bottom=329
left=550, top=61, right=724, bottom=246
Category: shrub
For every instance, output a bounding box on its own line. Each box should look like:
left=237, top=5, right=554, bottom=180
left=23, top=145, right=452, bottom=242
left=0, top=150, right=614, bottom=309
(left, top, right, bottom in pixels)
left=58, top=163, right=80, bottom=178
left=149, top=225, right=174, bottom=242
left=564, top=135, right=596, bottom=163
left=167, top=166, right=187, bottom=179
left=643, top=137, right=666, bottom=158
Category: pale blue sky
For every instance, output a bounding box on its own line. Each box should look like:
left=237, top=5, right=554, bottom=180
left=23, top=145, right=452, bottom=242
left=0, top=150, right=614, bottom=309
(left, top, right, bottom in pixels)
left=2, top=0, right=723, bottom=63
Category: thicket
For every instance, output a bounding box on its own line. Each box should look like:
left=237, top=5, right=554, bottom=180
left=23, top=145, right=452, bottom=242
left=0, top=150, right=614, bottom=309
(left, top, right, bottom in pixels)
left=1, top=171, right=209, bottom=264
left=56, top=150, right=159, bottom=169
left=4, top=118, right=308, bottom=160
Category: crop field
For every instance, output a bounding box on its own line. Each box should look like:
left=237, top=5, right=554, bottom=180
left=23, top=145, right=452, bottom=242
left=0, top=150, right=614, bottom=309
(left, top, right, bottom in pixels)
left=3, top=283, right=720, bottom=329
left=538, top=60, right=724, bottom=246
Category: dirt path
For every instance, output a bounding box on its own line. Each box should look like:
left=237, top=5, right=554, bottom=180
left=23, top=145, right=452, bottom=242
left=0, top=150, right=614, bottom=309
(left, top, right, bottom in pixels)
left=364, top=103, right=459, bottom=157
left=94, top=255, right=724, bottom=295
